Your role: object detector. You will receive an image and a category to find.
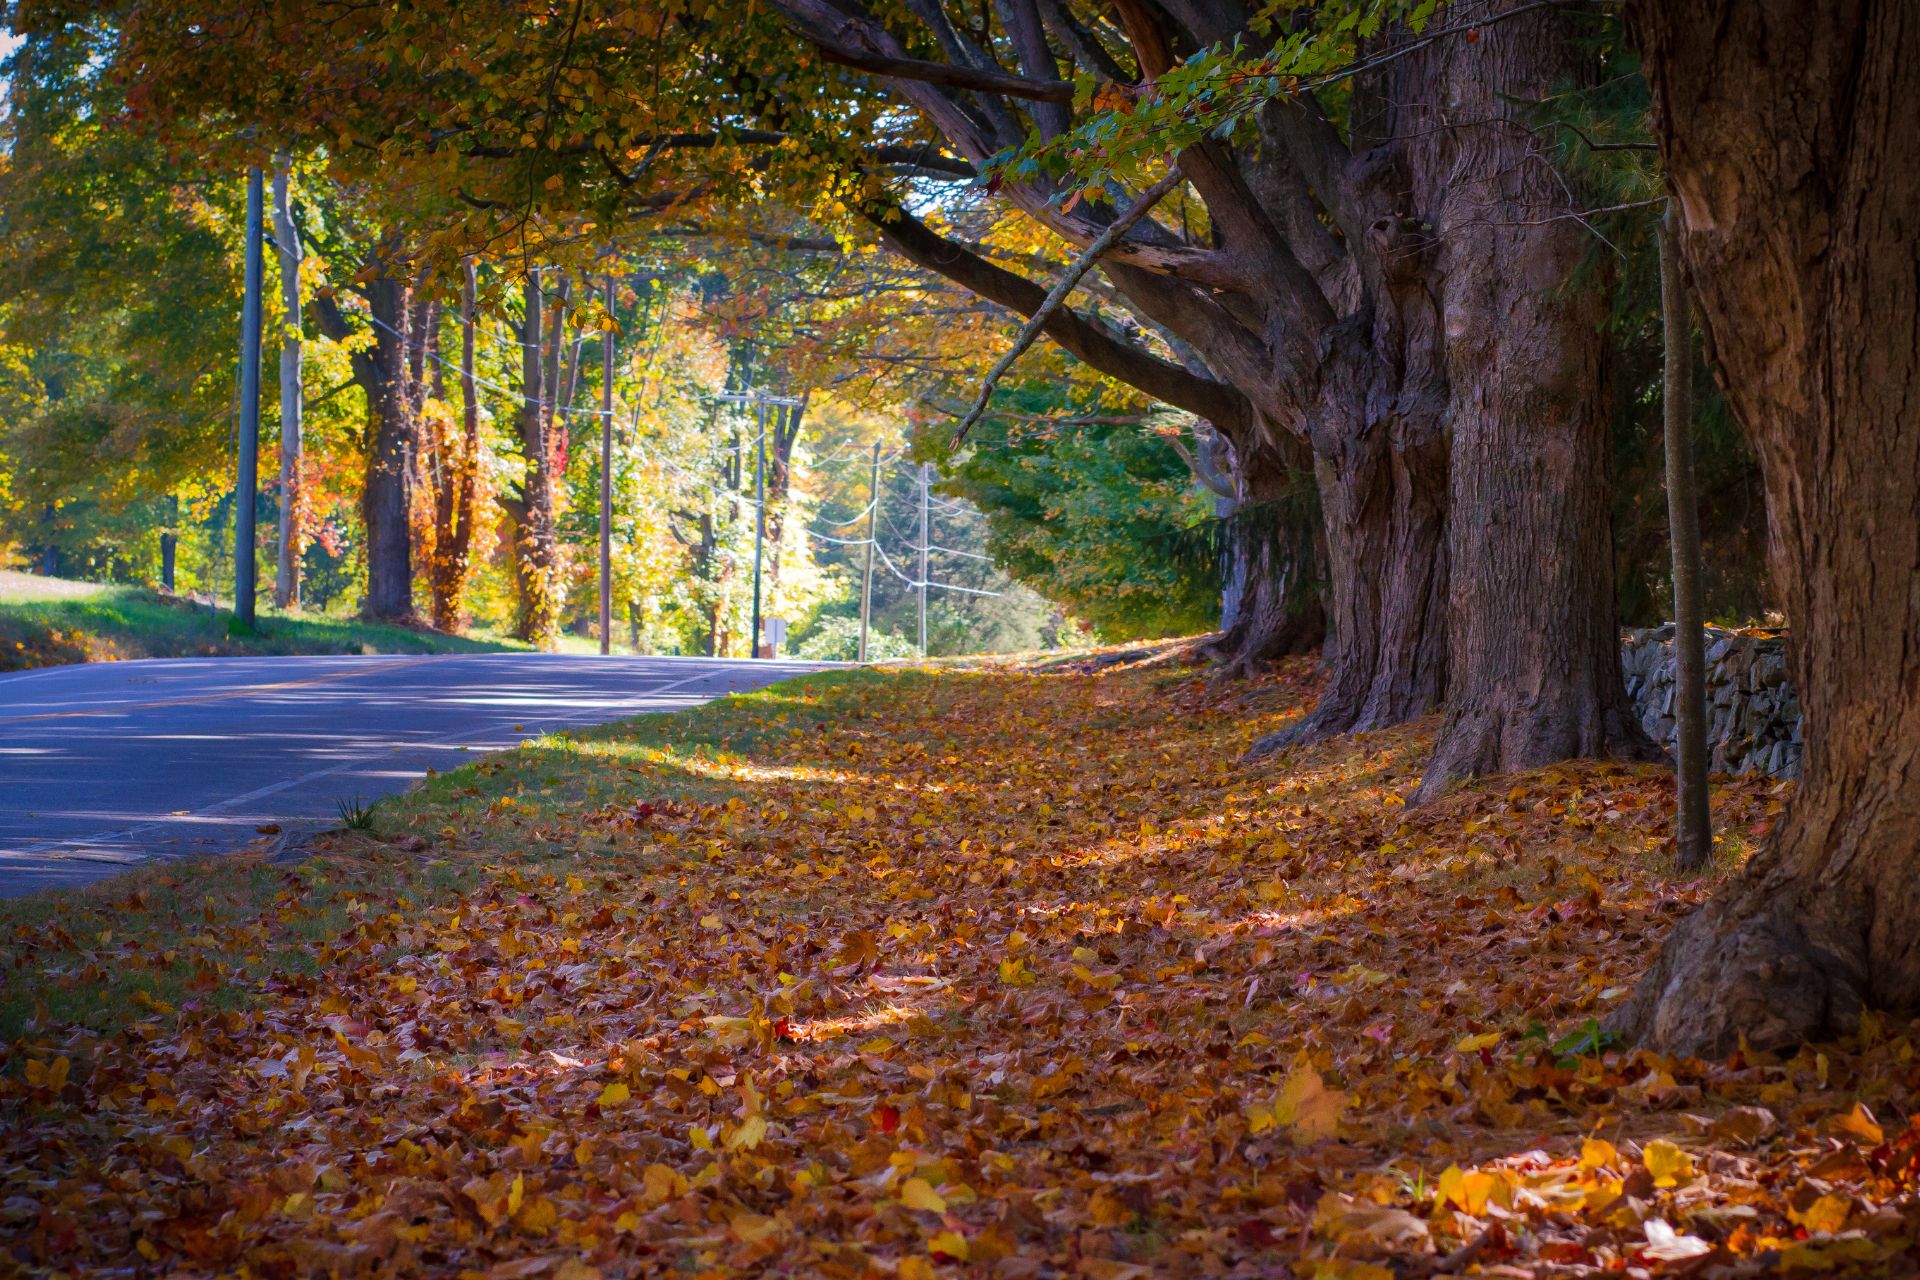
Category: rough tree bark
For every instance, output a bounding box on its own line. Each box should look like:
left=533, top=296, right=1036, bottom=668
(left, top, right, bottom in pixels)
left=312, top=236, right=418, bottom=622
left=359, top=265, right=416, bottom=621
left=500, top=270, right=561, bottom=647
left=1209, top=450, right=1327, bottom=679
left=1610, top=1, right=1920, bottom=1055
left=1409, top=0, right=1658, bottom=797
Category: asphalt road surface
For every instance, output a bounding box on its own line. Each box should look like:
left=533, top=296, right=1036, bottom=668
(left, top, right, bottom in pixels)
left=0, top=654, right=831, bottom=897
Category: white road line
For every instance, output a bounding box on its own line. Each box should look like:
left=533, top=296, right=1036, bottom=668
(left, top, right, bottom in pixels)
left=0, top=663, right=783, bottom=859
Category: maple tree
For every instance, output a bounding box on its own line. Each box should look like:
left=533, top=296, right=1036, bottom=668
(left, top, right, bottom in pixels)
left=4, top=0, right=1917, bottom=1223
left=42, top=0, right=1670, bottom=791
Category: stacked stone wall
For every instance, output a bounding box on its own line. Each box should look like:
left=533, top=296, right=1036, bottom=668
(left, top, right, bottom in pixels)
left=1621, top=626, right=1800, bottom=778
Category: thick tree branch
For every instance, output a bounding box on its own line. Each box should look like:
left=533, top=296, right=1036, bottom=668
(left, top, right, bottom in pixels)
left=955, top=167, right=1184, bottom=443
left=807, top=33, right=1073, bottom=102
left=861, top=201, right=1251, bottom=437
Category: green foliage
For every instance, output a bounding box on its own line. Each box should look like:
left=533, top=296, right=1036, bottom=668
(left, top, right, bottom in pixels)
left=939, top=387, right=1218, bottom=643
left=0, top=574, right=527, bottom=672
left=792, top=614, right=916, bottom=662
left=0, top=25, right=247, bottom=523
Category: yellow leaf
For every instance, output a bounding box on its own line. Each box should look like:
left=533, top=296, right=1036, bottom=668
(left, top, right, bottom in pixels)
left=597, top=1081, right=631, bottom=1106
left=507, top=1172, right=525, bottom=1216
left=898, top=1258, right=937, bottom=1280
left=642, top=1163, right=688, bottom=1203
left=515, top=1195, right=557, bottom=1235
left=25, top=1056, right=69, bottom=1090
left=1835, top=1102, right=1884, bottom=1145
left=899, top=1177, right=947, bottom=1213
left=1272, top=1060, right=1346, bottom=1142
left=727, top=1211, right=779, bottom=1244
left=1454, top=1031, right=1502, bottom=1053
left=1790, top=1192, right=1853, bottom=1235
left=1579, top=1137, right=1618, bottom=1172
left=999, top=956, right=1037, bottom=986
left=699, top=914, right=723, bottom=930
left=727, top=1113, right=768, bottom=1150
left=928, top=1229, right=970, bottom=1261
left=1642, top=1139, right=1694, bottom=1187
left=1438, top=1166, right=1501, bottom=1216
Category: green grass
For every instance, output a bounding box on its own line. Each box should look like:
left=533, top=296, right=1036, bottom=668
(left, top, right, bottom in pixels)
left=0, top=570, right=533, bottom=672
left=0, top=667, right=866, bottom=1039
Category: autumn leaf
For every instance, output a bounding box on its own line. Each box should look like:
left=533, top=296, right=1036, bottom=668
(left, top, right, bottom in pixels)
left=1640, top=1219, right=1713, bottom=1263
left=1250, top=1059, right=1345, bottom=1141
left=1642, top=1139, right=1696, bottom=1188
left=899, top=1177, right=946, bottom=1213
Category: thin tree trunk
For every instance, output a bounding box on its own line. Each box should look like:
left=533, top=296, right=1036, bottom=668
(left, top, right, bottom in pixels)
left=1661, top=206, right=1712, bottom=872
left=503, top=270, right=561, bottom=646
left=270, top=164, right=303, bottom=610
left=428, top=259, right=484, bottom=631
left=360, top=262, right=415, bottom=621
left=1411, top=0, right=1658, bottom=799
left=1610, top=0, right=1920, bottom=1055
left=760, top=393, right=809, bottom=620
left=160, top=494, right=177, bottom=590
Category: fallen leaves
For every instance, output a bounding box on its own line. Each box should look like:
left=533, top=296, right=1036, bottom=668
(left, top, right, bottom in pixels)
left=1, top=659, right=1915, bottom=1277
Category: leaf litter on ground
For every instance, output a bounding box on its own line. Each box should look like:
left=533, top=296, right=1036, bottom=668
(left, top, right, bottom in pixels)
left=2, top=654, right=1915, bottom=1277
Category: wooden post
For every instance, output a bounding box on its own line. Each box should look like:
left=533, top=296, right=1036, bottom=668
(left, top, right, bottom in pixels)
left=271, top=163, right=304, bottom=609
left=599, top=275, right=614, bottom=655
left=233, top=167, right=266, bottom=628
left=859, top=442, right=879, bottom=662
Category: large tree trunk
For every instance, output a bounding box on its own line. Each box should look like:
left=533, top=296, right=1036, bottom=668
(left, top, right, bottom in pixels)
left=1210, top=450, right=1326, bottom=678
left=1252, top=410, right=1448, bottom=754
left=1610, top=1, right=1920, bottom=1056
left=1410, top=0, right=1657, bottom=798
left=359, top=267, right=416, bottom=621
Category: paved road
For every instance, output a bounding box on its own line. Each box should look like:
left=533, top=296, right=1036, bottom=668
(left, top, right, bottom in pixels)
left=0, top=654, right=831, bottom=897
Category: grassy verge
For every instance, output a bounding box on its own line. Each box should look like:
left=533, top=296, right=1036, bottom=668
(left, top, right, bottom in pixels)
left=0, top=569, right=532, bottom=672
left=0, top=668, right=860, bottom=1038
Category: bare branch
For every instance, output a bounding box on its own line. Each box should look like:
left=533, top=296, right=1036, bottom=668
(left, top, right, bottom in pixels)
left=953, top=167, right=1184, bottom=445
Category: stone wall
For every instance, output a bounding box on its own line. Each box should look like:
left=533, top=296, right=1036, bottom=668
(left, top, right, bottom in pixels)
left=1621, top=626, right=1801, bottom=778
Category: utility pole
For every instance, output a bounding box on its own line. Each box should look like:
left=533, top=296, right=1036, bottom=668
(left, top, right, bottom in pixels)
left=917, top=461, right=930, bottom=659
left=750, top=394, right=768, bottom=658
left=161, top=494, right=178, bottom=591
left=859, top=442, right=880, bottom=663
left=271, top=163, right=303, bottom=610
left=233, top=166, right=266, bottom=629
left=599, top=274, right=615, bottom=656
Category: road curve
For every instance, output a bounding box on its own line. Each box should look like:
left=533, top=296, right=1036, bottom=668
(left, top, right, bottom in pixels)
left=0, top=653, right=832, bottom=897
